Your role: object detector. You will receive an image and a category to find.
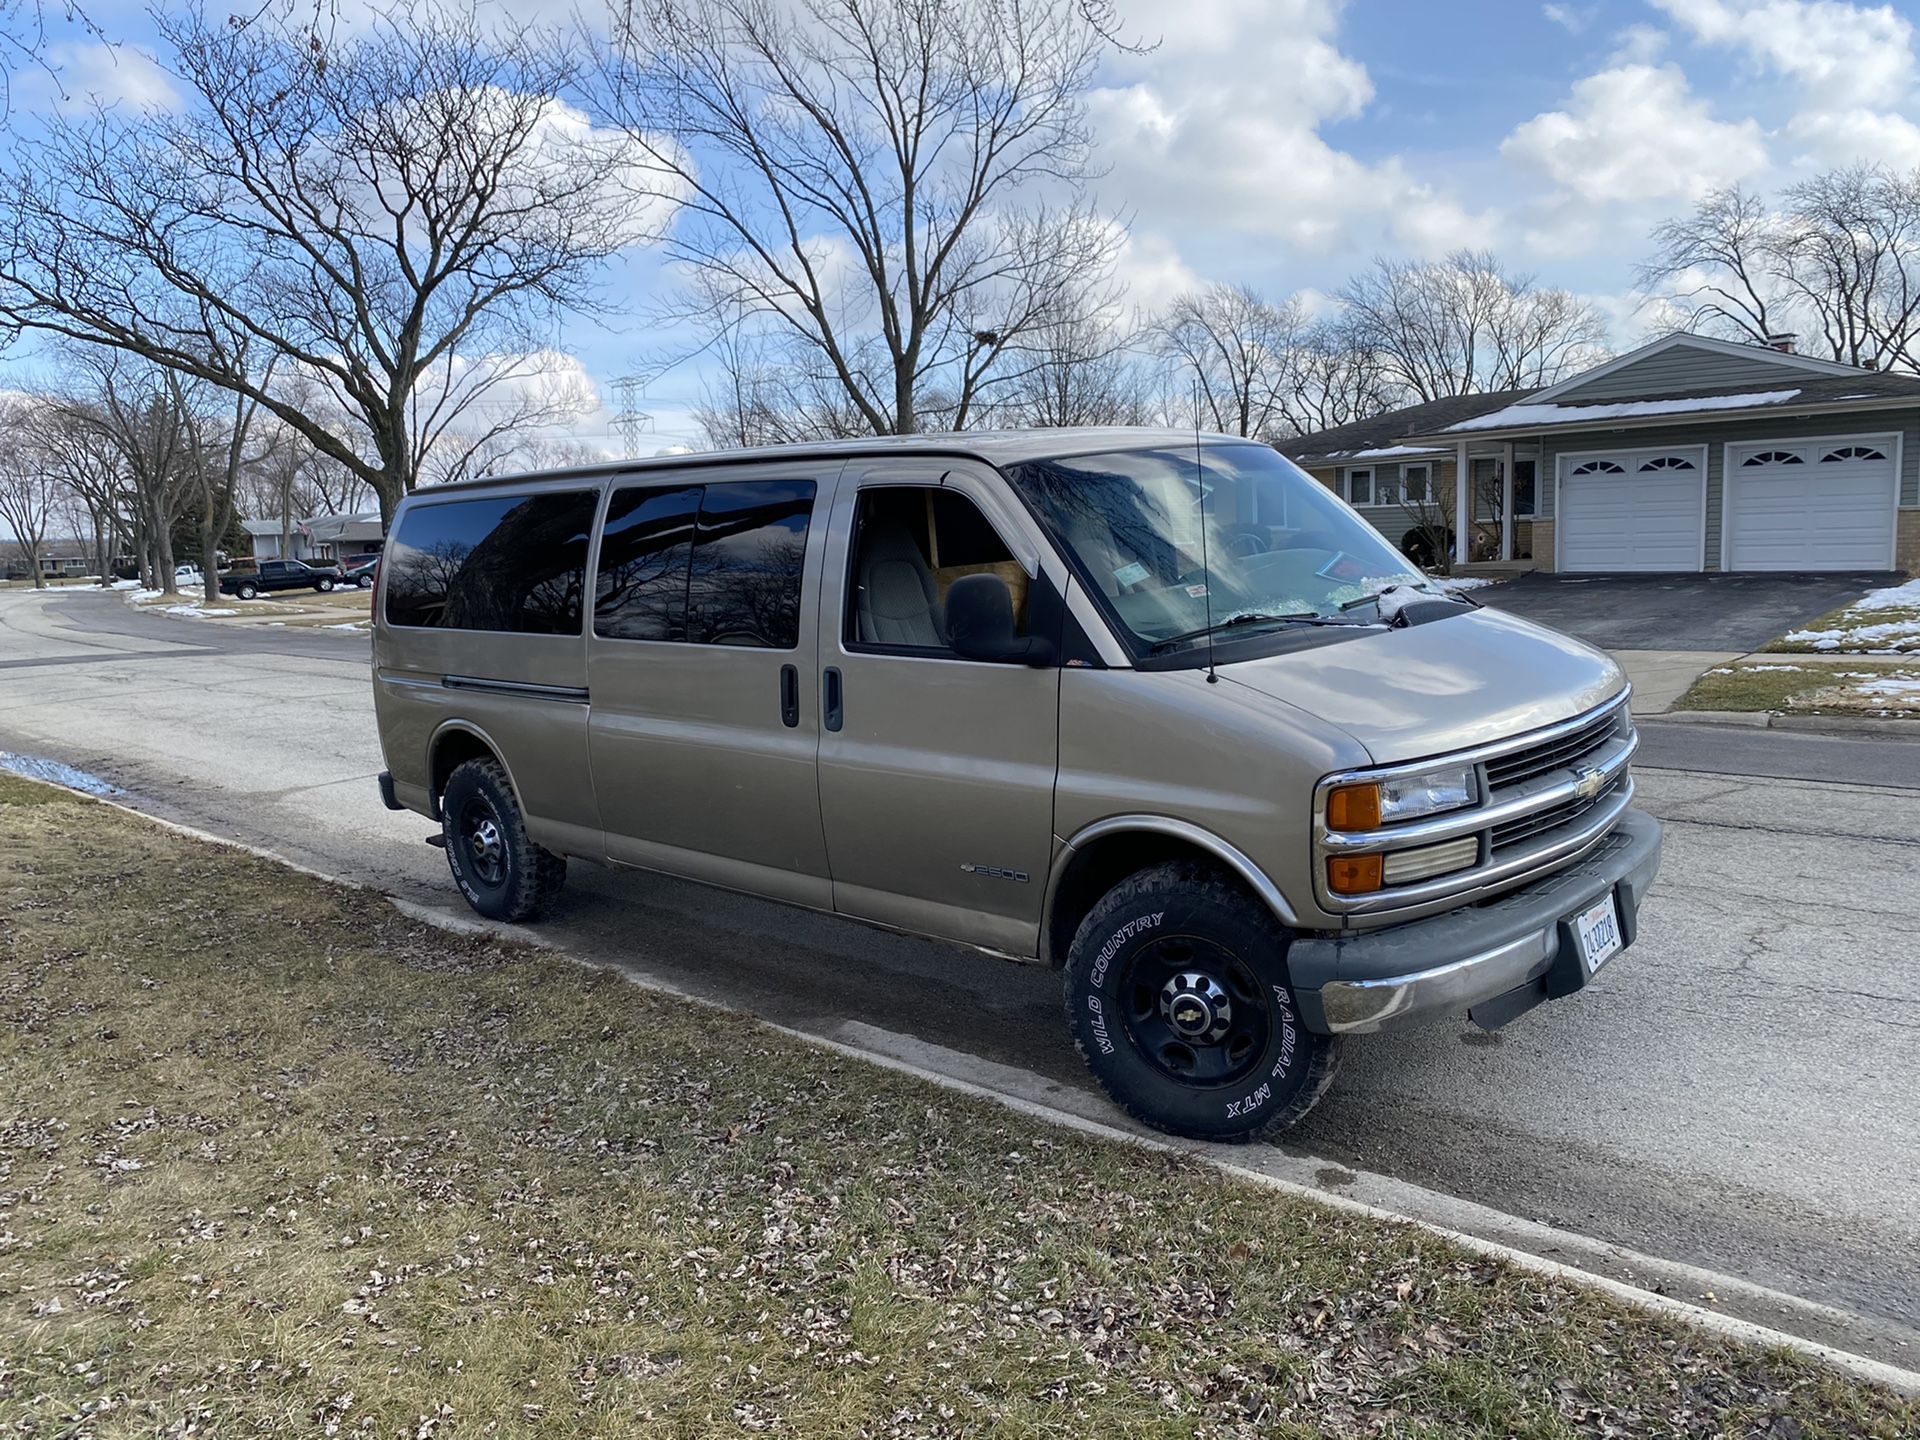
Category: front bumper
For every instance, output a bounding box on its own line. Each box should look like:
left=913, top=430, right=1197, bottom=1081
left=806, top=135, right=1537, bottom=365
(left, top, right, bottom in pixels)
left=1288, top=809, right=1662, bottom=1035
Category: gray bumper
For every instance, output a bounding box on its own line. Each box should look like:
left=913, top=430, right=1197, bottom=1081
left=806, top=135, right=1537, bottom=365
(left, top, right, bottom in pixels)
left=1288, top=809, right=1663, bottom=1035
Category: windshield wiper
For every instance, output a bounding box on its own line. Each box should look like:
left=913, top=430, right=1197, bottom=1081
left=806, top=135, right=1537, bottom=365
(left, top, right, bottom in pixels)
left=1337, top=581, right=1437, bottom=613
left=1150, top=611, right=1364, bottom=653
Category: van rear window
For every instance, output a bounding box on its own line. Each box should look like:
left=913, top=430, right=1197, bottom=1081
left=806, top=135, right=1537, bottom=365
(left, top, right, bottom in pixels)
left=384, top=492, right=596, bottom=634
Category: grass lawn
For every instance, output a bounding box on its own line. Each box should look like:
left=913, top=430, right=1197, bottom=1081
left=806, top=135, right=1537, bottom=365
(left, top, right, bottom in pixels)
left=1764, top=579, right=1920, bottom=656
left=1676, top=660, right=1920, bottom=716
left=1, top=773, right=1914, bottom=1438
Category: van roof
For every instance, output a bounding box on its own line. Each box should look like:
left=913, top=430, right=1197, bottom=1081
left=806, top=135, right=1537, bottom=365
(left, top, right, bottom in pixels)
left=415, top=427, right=1266, bottom=496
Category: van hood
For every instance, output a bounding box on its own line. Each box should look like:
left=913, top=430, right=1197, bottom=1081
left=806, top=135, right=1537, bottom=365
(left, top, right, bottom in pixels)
left=1219, top=606, right=1625, bottom=766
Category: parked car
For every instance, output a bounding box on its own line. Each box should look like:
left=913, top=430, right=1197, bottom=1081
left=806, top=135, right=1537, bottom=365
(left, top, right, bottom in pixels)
left=341, top=556, right=380, bottom=589
left=174, top=564, right=203, bottom=587
left=219, top=558, right=341, bottom=600
left=370, top=430, right=1661, bottom=1144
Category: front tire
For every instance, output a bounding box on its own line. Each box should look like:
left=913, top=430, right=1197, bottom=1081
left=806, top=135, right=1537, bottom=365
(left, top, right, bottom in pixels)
left=316, top=577, right=335, bottom=592
left=440, top=757, right=567, bottom=922
left=1062, top=861, right=1340, bottom=1143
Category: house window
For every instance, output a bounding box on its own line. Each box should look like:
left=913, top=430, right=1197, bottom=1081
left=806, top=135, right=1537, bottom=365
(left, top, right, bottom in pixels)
left=1821, top=445, right=1887, bottom=462
left=1345, top=468, right=1373, bottom=505
left=1742, top=450, right=1805, bottom=466
left=1638, top=455, right=1696, bottom=471
left=1511, top=460, right=1537, bottom=516
left=1570, top=459, right=1625, bottom=475
left=1400, top=464, right=1432, bottom=504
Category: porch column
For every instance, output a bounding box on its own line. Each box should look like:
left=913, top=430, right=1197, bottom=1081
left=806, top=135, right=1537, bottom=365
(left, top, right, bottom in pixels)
left=1454, top=440, right=1471, bottom=567
left=1501, top=442, right=1514, bottom=562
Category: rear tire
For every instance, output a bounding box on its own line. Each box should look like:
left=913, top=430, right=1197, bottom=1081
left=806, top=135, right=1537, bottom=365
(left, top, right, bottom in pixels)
left=357, top=575, right=374, bottom=589
left=1062, top=861, right=1340, bottom=1142
left=236, top=582, right=258, bottom=600
left=440, top=757, right=566, bottom=922
left=316, top=577, right=335, bottom=592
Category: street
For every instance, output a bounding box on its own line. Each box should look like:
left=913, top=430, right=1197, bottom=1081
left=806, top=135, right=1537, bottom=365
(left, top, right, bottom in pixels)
left=4, top=584, right=1918, bottom=1361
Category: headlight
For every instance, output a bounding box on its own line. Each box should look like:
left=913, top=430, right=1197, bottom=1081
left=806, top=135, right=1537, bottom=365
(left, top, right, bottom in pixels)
left=1327, top=764, right=1478, bottom=829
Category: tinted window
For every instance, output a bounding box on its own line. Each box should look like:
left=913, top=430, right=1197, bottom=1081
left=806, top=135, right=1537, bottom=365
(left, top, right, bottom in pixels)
left=384, top=491, right=596, bottom=633
left=595, top=484, right=700, bottom=642
left=686, top=480, right=815, bottom=648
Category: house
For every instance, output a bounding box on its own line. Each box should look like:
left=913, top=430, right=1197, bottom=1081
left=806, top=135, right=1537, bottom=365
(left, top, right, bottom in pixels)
left=1279, top=333, right=1920, bottom=575
left=242, top=512, right=385, bottom=564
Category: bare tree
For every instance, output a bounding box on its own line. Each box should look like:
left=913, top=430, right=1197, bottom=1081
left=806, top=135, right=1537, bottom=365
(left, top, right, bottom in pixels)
left=1278, top=317, right=1400, bottom=436
left=0, top=397, right=58, bottom=586
left=68, top=351, right=201, bottom=592
left=1638, top=185, right=1782, bottom=346
left=993, top=309, right=1155, bottom=428
left=1774, top=166, right=1920, bottom=372
left=1154, top=284, right=1304, bottom=439
left=605, top=0, right=1122, bottom=436
left=0, top=0, right=649, bottom=525
left=1340, top=250, right=1609, bottom=401
left=25, top=392, right=125, bottom=582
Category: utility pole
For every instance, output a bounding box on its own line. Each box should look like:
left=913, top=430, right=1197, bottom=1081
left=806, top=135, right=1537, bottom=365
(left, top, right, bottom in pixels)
left=610, top=375, right=653, bottom=458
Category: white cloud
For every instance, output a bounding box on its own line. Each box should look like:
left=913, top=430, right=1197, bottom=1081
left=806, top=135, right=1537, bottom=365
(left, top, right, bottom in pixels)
left=1652, top=0, right=1915, bottom=107
left=1543, top=4, right=1598, bottom=35
left=34, top=42, right=181, bottom=114
left=1784, top=108, right=1920, bottom=170
left=1084, top=0, right=1490, bottom=264
left=1502, top=63, right=1769, bottom=206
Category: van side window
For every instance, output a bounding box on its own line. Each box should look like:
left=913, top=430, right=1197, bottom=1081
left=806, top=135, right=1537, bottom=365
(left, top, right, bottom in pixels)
left=383, top=492, right=596, bottom=633
left=847, top=487, right=1026, bottom=651
left=595, top=485, right=700, bottom=642
left=687, top=479, right=816, bottom=648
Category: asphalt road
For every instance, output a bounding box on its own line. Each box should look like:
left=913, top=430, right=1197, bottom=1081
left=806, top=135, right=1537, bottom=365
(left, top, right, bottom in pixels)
left=5, top=586, right=1920, bottom=1359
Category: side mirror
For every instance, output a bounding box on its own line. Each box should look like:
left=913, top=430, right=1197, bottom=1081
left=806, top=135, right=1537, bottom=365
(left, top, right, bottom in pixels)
left=945, top=573, right=1056, bottom=667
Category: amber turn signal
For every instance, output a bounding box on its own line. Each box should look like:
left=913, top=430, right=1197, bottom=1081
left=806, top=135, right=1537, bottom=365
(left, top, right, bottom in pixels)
left=1326, top=853, right=1384, bottom=895
left=1326, top=782, right=1382, bottom=831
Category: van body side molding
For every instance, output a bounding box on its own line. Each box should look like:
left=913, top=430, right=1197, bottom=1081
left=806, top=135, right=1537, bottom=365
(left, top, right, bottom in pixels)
left=442, top=675, right=591, bottom=704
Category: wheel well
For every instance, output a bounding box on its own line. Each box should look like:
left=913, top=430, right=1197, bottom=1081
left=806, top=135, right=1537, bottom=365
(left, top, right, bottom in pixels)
left=429, top=729, right=501, bottom=817
left=1046, top=831, right=1257, bottom=967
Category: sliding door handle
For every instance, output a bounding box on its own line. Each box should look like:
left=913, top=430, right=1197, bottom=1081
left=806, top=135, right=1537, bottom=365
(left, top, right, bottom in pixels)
left=822, top=666, right=843, bottom=732
left=779, top=663, right=799, bottom=728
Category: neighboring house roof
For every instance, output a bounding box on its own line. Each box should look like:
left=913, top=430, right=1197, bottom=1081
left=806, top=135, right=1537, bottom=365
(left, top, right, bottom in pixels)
left=1405, top=371, right=1920, bottom=443
left=1522, top=330, right=1870, bottom=405
left=1278, top=390, right=1539, bottom=468
left=240, top=512, right=384, bottom=541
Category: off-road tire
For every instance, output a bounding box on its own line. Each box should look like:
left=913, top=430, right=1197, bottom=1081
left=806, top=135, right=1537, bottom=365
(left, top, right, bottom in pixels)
left=1062, top=860, right=1341, bottom=1143
left=440, top=757, right=567, bottom=922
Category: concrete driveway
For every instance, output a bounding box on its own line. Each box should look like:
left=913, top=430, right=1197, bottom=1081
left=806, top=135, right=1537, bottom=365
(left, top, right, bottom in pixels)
left=1475, top=573, right=1903, bottom=713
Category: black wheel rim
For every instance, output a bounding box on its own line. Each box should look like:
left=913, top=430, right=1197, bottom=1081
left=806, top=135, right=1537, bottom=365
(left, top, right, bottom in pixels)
left=458, top=796, right=508, bottom=887
left=1117, top=934, right=1271, bottom=1087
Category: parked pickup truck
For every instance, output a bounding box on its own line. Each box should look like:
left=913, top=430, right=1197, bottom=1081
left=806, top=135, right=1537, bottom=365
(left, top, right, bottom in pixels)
left=220, top=558, right=341, bottom=600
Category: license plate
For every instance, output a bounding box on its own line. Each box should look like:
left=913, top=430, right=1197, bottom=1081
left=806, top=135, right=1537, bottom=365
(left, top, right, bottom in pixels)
left=1573, top=894, right=1623, bottom=975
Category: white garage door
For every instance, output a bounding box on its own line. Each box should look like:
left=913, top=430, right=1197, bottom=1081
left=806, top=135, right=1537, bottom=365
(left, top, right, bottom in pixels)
left=1557, top=448, right=1706, bottom=573
left=1725, top=438, right=1897, bottom=571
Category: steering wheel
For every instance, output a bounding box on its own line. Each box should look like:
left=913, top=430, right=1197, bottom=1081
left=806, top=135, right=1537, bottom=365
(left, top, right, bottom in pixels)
left=1219, top=523, right=1272, bottom=559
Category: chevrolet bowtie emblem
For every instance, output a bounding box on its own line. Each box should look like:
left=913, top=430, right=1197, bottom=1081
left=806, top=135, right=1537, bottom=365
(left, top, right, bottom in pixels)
left=1572, top=764, right=1606, bottom=801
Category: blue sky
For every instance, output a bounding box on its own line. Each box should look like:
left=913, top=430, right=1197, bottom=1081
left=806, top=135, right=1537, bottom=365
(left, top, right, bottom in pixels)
left=10, top=0, right=1920, bottom=451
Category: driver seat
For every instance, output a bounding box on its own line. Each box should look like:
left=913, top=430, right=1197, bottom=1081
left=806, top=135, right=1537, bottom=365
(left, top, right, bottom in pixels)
left=856, top=522, right=944, bottom=647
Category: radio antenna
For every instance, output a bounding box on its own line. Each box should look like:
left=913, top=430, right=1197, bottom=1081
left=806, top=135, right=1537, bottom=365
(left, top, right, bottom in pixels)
left=1194, top=387, right=1217, bottom=684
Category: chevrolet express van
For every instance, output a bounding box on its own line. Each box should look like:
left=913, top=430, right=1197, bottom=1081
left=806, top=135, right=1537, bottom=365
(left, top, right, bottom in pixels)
left=372, top=429, right=1661, bottom=1141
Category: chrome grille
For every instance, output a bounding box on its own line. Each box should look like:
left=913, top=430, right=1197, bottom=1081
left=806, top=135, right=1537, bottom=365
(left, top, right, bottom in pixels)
left=1491, top=777, right=1625, bottom=851
left=1484, top=706, right=1628, bottom=791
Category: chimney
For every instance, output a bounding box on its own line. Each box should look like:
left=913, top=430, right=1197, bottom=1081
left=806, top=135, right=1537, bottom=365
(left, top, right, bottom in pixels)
left=1764, top=332, right=1798, bottom=354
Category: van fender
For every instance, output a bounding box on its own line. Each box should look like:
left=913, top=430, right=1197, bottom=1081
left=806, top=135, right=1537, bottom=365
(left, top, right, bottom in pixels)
left=426, top=718, right=524, bottom=822
left=1042, top=815, right=1303, bottom=965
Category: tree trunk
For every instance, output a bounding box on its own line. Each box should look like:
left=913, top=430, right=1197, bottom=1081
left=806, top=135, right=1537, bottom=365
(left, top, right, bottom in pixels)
left=200, top=512, right=220, bottom=605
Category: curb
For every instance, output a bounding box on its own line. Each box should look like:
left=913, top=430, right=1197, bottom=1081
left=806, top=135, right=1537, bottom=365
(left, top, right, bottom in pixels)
left=22, top=776, right=1920, bottom=1399
left=1653, top=709, right=1920, bottom=735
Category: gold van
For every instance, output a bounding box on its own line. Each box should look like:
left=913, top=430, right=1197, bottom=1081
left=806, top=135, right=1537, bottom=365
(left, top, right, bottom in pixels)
left=374, top=429, right=1660, bottom=1140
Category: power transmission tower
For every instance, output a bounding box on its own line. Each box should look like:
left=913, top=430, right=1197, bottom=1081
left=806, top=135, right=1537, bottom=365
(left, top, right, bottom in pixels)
left=610, top=374, right=654, bottom=457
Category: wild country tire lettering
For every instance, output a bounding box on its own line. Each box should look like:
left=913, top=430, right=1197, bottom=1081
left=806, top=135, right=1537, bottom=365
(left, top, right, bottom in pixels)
left=1089, top=910, right=1165, bottom=990
left=1226, top=987, right=1301, bottom=1119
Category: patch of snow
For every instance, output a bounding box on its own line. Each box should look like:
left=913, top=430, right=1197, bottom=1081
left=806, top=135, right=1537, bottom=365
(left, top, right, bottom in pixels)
left=1440, top=389, right=1802, bottom=433
left=1737, top=663, right=1804, bottom=672
left=109, top=578, right=142, bottom=590
left=1430, top=576, right=1492, bottom=594
left=1852, top=577, right=1920, bottom=611
left=0, top=751, right=123, bottom=796
left=1344, top=445, right=1446, bottom=460
left=1856, top=677, right=1920, bottom=698
left=156, top=604, right=240, bottom=619
left=324, top=621, right=369, bottom=631
left=1784, top=619, right=1920, bottom=651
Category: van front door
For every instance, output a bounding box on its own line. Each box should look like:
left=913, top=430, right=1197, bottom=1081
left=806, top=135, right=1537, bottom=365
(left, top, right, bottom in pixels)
left=816, top=464, right=1064, bottom=956
left=586, top=464, right=837, bottom=907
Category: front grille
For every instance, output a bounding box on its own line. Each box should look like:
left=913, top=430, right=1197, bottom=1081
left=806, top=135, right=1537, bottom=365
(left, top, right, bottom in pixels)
left=1484, top=705, right=1628, bottom=791
left=1491, top=777, right=1624, bottom=851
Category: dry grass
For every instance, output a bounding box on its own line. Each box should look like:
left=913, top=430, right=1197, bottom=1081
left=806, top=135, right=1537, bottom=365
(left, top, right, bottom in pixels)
left=1, top=773, right=1915, bottom=1438
left=1676, top=660, right=1920, bottom=716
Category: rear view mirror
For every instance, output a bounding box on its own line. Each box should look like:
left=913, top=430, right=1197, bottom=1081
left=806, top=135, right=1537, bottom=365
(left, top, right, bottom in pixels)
left=945, top=573, right=1056, bottom=667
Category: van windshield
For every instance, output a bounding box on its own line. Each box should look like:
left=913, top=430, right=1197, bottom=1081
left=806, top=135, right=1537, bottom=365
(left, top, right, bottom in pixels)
left=1004, top=443, right=1426, bottom=654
